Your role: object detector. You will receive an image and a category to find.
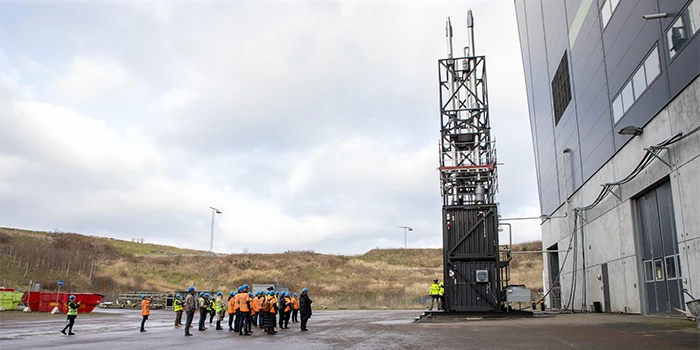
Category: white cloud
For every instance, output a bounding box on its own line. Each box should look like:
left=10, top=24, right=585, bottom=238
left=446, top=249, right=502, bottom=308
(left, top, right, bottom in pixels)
left=49, top=56, right=132, bottom=103
left=157, top=89, right=198, bottom=113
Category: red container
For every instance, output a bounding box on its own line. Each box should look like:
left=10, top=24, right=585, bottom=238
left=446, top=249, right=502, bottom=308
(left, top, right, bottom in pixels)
left=22, top=292, right=103, bottom=313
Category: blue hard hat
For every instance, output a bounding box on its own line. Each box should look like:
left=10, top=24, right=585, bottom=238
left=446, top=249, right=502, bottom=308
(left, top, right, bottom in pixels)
left=176, top=294, right=182, bottom=299
left=243, top=284, right=249, bottom=289
left=237, top=286, right=243, bottom=292
left=199, top=292, right=204, bottom=297
left=188, top=286, right=195, bottom=292
left=204, top=293, right=210, bottom=297
left=230, top=291, right=235, bottom=297
left=69, top=295, right=76, bottom=300
left=248, top=292, right=253, bottom=297
left=217, top=291, right=222, bottom=296
left=293, top=293, right=297, bottom=297
left=302, top=288, right=308, bottom=293
left=141, top=294, right=146, bottom=299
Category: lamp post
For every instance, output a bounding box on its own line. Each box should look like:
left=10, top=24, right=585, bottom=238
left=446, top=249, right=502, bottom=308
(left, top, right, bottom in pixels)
left=208, top=206, right=222, bottom=291
left=399, top=225, right=413, bottom=308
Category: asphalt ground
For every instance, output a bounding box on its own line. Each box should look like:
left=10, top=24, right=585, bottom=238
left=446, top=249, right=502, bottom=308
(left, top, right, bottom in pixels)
left=0, top=308, right=698, bottom=349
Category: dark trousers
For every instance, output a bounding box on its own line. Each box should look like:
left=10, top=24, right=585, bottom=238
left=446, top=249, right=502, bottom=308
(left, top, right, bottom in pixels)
left=239, top=311, right=251, bottom=334
left=278, top=310, right=285, bottom=328
left=300, top=317, right=308, bottom=330
left=184, top=311, right=194, bottom=335
left=234, top=310, right=241, bottom=332
left=198, top=309, right=208, bottom=330
left=430, top=295, right=440, bottom=310
left=175, top=310, right=183, bottom=326
left=292, top=309, right=298, bottom=322
left=209, top=309, right=215, bottom=324
left=252, top=313, right=258, bottom=328
left=62, top=315, right=76, bottom=334
left=141, top=315, right=148, bottom=331
left=228, top=312, right=234, bottom=330
left=284, top=310, right=290, bottom=328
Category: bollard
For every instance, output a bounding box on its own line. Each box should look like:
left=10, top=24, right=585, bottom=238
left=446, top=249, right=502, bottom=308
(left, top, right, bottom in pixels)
left=540, top=300, right=545, bottom=311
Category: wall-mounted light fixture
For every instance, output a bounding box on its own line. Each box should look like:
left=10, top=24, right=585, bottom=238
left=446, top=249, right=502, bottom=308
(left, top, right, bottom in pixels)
left=642, top=13, right=668, bottom=20
left=617, top=126, right=644, bottom=136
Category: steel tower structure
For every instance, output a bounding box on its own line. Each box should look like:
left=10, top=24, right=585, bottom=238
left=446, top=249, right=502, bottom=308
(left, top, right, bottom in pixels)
left=438, top=10, right=508, bottom=312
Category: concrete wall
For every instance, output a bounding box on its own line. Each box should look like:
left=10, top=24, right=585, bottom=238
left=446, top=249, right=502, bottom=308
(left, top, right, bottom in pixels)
left=541, top=76, right=700, bottom=314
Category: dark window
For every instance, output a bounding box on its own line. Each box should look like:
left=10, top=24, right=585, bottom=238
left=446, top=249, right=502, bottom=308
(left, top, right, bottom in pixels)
left=551, top=51, right=571, bottom=125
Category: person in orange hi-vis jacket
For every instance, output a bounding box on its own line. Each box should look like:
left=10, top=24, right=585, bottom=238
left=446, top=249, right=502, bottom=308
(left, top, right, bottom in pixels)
left=140, top=294, right=151, bottom=333
left=291, top=293, right=300, bottom=323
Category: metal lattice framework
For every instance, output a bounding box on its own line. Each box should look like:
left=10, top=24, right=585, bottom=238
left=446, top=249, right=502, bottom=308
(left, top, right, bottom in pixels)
left=438, top=54, right=497, bottom=206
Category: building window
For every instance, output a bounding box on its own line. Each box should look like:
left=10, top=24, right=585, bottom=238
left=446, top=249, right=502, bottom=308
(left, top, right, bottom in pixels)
left=601, top=0, right=620, bottom=29
left=667, top=0, right=700, bottom=58
left=551, top=51, right=571, bottom=125
left=644, top=260, right=654, bottom=282
left=665, top=256, right=677, bottom=279
left=612, top=45, right=661, bottom=123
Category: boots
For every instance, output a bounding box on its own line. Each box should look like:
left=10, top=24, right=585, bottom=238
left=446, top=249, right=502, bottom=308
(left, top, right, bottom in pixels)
left=216, top=320, right=223, bottom=330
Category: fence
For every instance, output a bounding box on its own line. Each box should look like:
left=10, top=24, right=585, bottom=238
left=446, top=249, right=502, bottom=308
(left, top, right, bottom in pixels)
left=312, top=294, right=436, bottom=310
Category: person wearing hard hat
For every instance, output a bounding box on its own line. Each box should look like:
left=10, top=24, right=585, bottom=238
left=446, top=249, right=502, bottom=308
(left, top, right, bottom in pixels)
left=183, top=286, right=197, bottom=336
left=237, top=285, right=252, bottom=336
left=262, top=290, right=278, bottom=335
left=60, top=295, right=81, bottom=335
left=174, top=294, right=184, bottom=328
left=429, top=278, right=441, bottom=310
left=198, top=292, right=209, bottom=331
left=291, top=292, right=300, bottom=323
left=438, top=281, right=445, bottom=310
left=227, top=291, right=237, bottom=331
left=299, top=288, right=312, bottom=331
left=140, top=294, right=151, bottom=332
left=208, top=293, right=216, bottom=326
left=214, top=291, right=225, bottom=330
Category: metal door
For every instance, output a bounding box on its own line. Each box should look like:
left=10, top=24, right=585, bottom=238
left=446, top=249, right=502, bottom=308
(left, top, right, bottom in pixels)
left=602, top=263, right=611, bottom=313
left=636, top=180, right=683, bottom=315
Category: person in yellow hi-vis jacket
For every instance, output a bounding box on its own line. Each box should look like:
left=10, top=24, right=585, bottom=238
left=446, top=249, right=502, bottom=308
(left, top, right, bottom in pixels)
left=174, top=294, right=184, bottom=328
left=60, top=295, right=80, bottom=335
left=429, top=279, right=441, bottom=310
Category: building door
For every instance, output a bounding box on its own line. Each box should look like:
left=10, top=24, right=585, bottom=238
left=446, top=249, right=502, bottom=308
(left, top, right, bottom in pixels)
left=636, top=180, right=683, bottom=315
left=548, top=243, right=562, bottom=309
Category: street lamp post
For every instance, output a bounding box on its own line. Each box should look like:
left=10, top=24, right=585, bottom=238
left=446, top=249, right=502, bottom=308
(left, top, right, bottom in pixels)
left=399, top=226, right=413, bottom=309
left=208, top=206, right=222, bottom=291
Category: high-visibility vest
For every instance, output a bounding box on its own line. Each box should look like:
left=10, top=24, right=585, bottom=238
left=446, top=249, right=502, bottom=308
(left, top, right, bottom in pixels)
left=267, top=296, right=277, bottom=314
left=292, top=297, right=299, bottom=310
left=174, top=299, right=183, bottom=312
left=438, top=282, right=444, bottom=296
left=215, top=297, right=223, bottom=312
left=237, top=293, right=251, bottom=312
left=67, top=301, right=79, bottom=316
left=251, top=296, right=262, bottom=313
left=141, top=299, right=151, bottom=316
left=430, top=283, right=440, bottom=295
left=208, top=299, right=214, bottom=311
left=228, top=297, right=236, bottom=314
left=284, top=297, right=292, bottom=312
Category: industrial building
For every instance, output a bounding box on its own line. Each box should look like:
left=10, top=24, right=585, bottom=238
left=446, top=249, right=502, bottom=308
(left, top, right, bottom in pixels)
left=514, top=0, right=699, bottom=315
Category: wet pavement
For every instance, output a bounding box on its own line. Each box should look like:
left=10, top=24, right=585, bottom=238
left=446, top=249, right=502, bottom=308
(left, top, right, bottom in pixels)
left=0, top=308, right=698, bottom=349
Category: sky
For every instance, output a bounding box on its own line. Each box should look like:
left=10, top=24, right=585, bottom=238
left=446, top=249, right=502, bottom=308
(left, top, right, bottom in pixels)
left=0, top=0, right=541, bottom=255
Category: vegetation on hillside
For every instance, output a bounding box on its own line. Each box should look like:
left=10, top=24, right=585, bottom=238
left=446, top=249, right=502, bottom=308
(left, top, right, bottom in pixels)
left=0, top=227, right=543, bottom=307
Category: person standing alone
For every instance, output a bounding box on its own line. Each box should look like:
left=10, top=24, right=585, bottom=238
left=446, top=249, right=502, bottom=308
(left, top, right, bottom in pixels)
left=183, top=286, right=196, bottom=336
left=299, top=288, right=312, bottom=331
left=140, top=294, right=151, bottom=332
left=429, top=278, right=441, bottom=310
left=60, top=295, right=80, bottom=335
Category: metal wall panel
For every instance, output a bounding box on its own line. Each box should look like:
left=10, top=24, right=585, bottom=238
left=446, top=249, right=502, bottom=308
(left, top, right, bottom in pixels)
left=442, top=205, right=500, bottom=312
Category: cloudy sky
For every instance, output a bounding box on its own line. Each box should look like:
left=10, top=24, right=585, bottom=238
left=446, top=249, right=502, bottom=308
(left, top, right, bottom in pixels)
left=0, top=0, right=539, bottom=255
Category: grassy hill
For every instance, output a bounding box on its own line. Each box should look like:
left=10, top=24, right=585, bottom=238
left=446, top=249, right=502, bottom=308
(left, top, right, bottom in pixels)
left=0, top=227, right=542, bottom=308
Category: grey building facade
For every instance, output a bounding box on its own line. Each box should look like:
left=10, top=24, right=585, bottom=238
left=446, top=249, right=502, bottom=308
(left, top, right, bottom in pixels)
left=515, top=0, right=700, bottom=315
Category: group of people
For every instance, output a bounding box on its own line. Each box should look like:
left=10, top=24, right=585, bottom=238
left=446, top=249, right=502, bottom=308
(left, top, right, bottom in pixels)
left=59, top=285, right=312, bottom=337
left=174, top=285, right=312, bottom=337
